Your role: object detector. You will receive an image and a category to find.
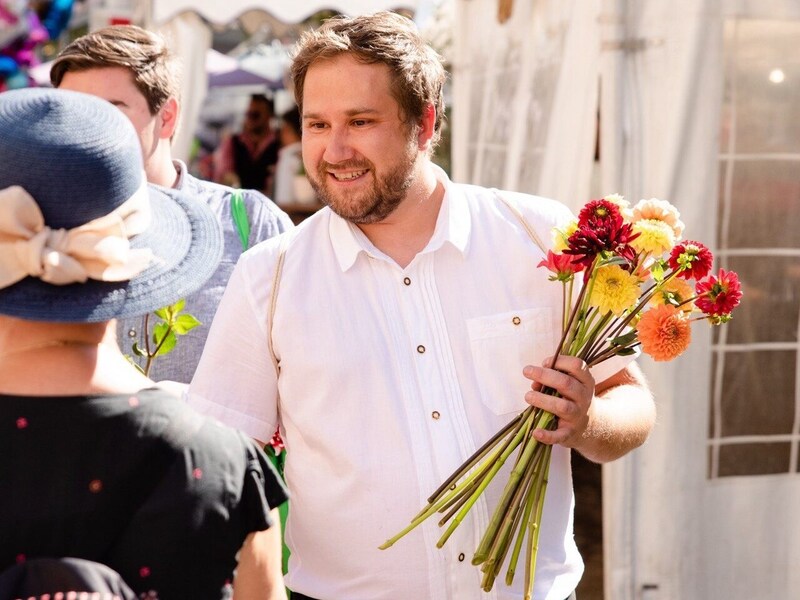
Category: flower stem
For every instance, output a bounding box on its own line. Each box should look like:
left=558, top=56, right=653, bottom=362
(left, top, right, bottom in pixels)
left=523, top=444, right=552, bottom=600
left=426, top=409, right=527, bottom=505
left=435, top=409, right=538, bottom=549
left=472, top=412, right=554, bottom=564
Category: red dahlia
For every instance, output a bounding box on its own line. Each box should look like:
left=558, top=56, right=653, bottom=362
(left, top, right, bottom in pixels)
left=695, top=268, right=742, bottom=317
left=577, top=199, right=621, bottom=227
left=668, top=240, right=714, bottom=280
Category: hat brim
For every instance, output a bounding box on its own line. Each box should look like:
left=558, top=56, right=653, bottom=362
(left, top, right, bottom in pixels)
left=0, top=185, right=223, bottom=323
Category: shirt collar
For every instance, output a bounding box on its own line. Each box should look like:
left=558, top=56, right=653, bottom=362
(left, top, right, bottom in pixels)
left=329, top=165, right=471, bottom=272
left=172, top=159, right=188, bottom=190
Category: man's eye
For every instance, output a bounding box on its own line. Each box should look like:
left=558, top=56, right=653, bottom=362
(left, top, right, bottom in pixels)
left=307, top=122, right=326, bottom=130
left=352, top=119, right=369, bottom=127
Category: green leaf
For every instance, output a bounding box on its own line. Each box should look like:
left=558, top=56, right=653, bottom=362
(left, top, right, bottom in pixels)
left=154, top=307, right=170, bottom=321
left=615, top=347, right=637, bottom=356
left=155, top=330, right=177, bottom=356
left=597, top=255, right=629, bottom=268
left=172, top=313, right=202, bottom=335
left=153, top=322, right=169, bottom=345
left=609, top=331, right=637, bottom=347
left=131, top=341, right=147, bottom=357
left=171, top=298, right=187, bottom=314
left=125, top=354, right=146, bottom=374
left=650, top=259, right=666, bottom=282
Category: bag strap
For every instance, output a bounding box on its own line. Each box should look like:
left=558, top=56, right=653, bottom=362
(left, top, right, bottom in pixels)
left=493, top=189, right=548, bottom=255
left=231, top=190, right=251, bottom=252
left=267, top=233, right=290, bottom=377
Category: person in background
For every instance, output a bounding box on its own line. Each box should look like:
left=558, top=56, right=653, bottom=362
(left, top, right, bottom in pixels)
left=189, top=11, right=655, bottom=600
left=0, top=87, right=288, bottom=600
left=215, top=93, right=282, bottom=195
left=50, top=25, right=293, bottom=385
left=273, top=106, right=303, bottom=206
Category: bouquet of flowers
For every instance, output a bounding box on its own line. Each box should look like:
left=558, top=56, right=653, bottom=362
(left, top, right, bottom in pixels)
left=379, top=195, right=743, bottom=598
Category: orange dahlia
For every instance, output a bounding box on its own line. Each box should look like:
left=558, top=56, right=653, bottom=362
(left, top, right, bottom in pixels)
left=636, top=304, right=692, bottom=361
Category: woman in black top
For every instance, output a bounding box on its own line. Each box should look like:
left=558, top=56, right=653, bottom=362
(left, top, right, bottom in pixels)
left=0, top=89, right=288, bottom=599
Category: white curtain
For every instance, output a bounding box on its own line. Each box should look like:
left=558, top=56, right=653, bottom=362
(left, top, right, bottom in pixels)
left=451, top=0, right=600, bottom=211
left=601, top=0, right=800, bottom=598
left=155, top=11, right=211, bottom=164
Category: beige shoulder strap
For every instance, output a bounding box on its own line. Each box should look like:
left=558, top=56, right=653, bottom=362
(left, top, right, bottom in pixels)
left=493, top=189, right=548, bottom=255
left=267, top=233, right=291, bottom=377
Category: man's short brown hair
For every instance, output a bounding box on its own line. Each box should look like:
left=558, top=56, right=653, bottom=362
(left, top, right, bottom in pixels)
left=290, top=11, right=447, bottom=148
left=50, top=25, right=180, bottom=115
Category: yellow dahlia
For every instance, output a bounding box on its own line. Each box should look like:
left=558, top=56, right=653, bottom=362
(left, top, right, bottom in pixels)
left=631, top=219, right=676, bottom=255
left=589, top=264, right=641, bottom=316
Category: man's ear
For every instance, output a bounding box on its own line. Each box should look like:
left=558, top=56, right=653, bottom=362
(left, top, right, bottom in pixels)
left=417, top=103, right=436, bottom=152
left=158, top=97, right=180, bottom=140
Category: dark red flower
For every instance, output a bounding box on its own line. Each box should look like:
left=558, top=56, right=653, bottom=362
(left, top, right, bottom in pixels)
left=695, top=268, right=742, bottom=317
left=668, top=240, right=714, bottom=280
left=577, top=199, right=621, bottom=227
left=563, top=214, right=639, bottom=272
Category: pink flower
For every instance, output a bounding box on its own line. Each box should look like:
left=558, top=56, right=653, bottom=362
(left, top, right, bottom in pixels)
left=695, top=268, right=742, bottom=318
left=668, top=240, right=713, bottom=280
left=269, top=428, right=285, bottom=455
left=537, top=250, right=583, bottom=281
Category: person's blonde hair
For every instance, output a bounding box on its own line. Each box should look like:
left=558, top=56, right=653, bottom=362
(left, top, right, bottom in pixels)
left=290, top=11, right=447, bottom=148
left=51, top=25, right=181, bottom=115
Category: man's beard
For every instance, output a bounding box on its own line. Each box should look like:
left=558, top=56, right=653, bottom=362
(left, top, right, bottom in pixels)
left=307, top=140, right=417, bottom=225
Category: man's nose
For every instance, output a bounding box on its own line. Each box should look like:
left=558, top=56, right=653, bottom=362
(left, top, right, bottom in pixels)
left=322, top=127, right=356, bottom=164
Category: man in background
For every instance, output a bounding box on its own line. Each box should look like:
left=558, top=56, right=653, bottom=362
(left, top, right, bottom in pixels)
left=52, top=25, right=293, bottom=384
left=214, top=93, right=281, bottom=195
left=272, top=106, right=303, bottom=206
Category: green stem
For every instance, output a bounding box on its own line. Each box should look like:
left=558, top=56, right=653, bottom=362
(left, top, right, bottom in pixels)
left=505, top=455, right=541, bottom=586
left=381, top=420, right=523, bottom=550
left=523, top=444, right=552, bottom=600
left=426, top=409, right=527, bottom=505
left=435, top=409, right=538, bottom=549
left=472, top=412, right=554, bottom=563
left=480, top=439, right=546, bottom=591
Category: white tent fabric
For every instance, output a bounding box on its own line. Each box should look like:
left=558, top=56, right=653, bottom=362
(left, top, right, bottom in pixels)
left=152, top=0, right=417, bottom=25
left=155, top=11, right=211, bottom=164
left=455, top=0, right=800, bottom=597
left=601, top=0, right=800, bottom=597
left=451, top=0, right=599, bottom=210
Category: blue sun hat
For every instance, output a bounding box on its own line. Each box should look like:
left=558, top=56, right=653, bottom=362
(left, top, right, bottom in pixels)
left=0, top=87, right=223, bottom=322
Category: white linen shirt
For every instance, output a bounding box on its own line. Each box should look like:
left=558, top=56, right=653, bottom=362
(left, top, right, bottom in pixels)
left=190, top=171, right=632, bottom=600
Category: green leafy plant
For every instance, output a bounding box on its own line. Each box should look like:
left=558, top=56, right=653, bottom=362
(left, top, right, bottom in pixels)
left=129, top=299, right=201, bottom=376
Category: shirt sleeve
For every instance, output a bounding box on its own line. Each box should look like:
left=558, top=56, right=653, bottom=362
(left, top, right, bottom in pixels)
left=189, top=248, right=280, bottom=443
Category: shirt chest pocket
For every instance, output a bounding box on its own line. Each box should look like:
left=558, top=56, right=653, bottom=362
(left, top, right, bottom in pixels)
left=467, top=307, right=559, bottom=416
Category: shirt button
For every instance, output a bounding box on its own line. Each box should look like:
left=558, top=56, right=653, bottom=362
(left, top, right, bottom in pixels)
left=403, top=277, right=411, bottom=286
left=417, top=345, right=426, bottom=354
left=432, top=411, right=440, bottom=420
left=458, top=552, right=465, bottom=562
left=128, top=328, right=137, bottom=337
left=512, top=316, right=521, bottom=325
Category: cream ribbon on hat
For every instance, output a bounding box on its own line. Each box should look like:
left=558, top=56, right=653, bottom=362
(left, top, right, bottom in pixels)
left=0, top=183, right=154, bottom=289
